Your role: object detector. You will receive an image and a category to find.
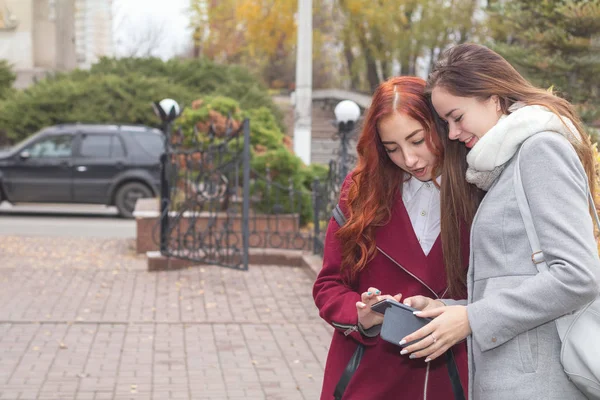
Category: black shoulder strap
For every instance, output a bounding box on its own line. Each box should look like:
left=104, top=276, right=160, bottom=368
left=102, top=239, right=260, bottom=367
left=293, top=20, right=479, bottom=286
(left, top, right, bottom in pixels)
left=334, top=343, right=364, bottom=399
left=332, top=202, right=363, bottom=400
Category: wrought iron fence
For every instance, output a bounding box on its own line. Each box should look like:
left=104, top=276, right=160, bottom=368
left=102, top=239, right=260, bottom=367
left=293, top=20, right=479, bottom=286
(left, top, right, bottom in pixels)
left=155, top=115, right=351, bottom=269
left=157, top=119, right=251, bottom=270
left=311, top=129, right=357, bottom=257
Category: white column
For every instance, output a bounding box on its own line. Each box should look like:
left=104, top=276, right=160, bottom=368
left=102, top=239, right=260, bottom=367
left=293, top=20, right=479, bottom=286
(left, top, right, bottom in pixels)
left=293, top=0, right=312, bottom=165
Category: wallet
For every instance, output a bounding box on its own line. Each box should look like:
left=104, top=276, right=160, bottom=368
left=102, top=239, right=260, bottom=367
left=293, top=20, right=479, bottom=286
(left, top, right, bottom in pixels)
left=371, top=298, right=432, bottom=347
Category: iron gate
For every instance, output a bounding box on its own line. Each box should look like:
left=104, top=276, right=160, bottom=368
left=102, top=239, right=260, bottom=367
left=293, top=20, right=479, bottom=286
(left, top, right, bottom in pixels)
left=157, top=119, right=251, bottom=270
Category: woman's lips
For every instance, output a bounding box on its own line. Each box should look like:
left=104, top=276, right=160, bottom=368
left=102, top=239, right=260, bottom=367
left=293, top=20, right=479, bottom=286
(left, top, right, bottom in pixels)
left=464, top=136, right=477, bottom=148
left=412, top=166, right=428, bottom=178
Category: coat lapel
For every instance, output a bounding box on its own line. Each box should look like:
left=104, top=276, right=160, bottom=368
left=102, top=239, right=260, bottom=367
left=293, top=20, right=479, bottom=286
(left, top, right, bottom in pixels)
left=375, top=194, right=448, bottom=297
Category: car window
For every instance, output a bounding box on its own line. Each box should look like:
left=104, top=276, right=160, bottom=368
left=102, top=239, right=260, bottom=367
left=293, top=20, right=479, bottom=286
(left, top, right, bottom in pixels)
left=26, top=135, right=72, bottom=158
left=111, top=136, right=125, bottom=158
left=80, top=134, right=112, bottom=158
left=130, top=131, right=165, bottom=157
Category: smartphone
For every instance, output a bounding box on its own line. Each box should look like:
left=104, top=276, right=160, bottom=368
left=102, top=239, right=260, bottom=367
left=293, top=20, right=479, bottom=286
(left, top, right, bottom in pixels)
left=371, top=298, right=420, bottom=315
left=370, top=298, right=432, bottom=348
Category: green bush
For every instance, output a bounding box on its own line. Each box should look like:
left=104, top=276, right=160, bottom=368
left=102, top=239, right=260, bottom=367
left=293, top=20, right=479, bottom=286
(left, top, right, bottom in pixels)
left=0, top=73, right=196, bottom=143
left=299, top=163, right=330, bottom=191
left=243, top=107, right=285, bottom=150
left=250, top=147, right=313, bottom=223
left=0, top=60, right=15, bottom=100
left=174, top=95, right=326, bottom=224
left=89, top=57, right=284, bottom=129
left=0, top=56, right=284, bottom=144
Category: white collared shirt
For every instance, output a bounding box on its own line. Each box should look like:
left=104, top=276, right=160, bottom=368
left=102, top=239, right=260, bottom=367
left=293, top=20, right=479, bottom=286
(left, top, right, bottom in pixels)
left=401, top=176, right=441, bottom=255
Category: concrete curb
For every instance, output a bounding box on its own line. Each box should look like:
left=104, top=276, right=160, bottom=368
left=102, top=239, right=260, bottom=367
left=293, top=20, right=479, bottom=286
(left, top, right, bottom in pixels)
left=147, top=248, right=323, bottom=278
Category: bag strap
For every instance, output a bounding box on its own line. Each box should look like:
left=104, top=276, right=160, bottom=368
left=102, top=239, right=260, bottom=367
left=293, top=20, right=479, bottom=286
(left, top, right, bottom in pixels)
left=332, top=203, right=347, bottom=227
left=333, top=342, right=364, bottom=400
left=331, top=203, right=465, bottom=400
left=332, top=203, right=364, bottom=400
left=513, top=145, right=600, bottom=267
left=446, top=349, right=466, bottom=400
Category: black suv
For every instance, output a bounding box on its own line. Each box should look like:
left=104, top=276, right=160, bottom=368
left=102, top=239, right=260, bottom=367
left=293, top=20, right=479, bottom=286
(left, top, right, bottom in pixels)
left=0, top=124, right=164, bottom=218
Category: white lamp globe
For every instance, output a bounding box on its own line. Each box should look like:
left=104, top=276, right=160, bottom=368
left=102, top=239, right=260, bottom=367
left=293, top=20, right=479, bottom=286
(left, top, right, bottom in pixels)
left=334, top=100, right=361, bottom=124
left=159, top=98, right=180, bottom=119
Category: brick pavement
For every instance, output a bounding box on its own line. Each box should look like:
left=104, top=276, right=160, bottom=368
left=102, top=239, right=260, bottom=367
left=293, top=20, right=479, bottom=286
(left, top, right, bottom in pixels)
left=0, top=236, right=332, bottom=400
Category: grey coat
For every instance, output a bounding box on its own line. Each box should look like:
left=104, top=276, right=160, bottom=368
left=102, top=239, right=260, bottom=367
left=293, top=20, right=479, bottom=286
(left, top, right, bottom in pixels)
left=448, top=132, right=600, bottom=399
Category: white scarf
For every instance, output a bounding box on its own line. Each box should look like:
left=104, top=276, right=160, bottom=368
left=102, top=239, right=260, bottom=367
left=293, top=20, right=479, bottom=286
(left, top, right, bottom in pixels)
left=466, top=103, right=581, bottom=191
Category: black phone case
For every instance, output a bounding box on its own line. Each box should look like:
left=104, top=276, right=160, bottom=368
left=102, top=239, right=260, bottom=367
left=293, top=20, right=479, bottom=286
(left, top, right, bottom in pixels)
left=371, top=299, right=432, bottom=348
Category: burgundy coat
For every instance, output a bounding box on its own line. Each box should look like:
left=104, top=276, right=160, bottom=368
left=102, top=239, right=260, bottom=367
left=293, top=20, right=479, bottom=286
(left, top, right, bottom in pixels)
left=313, top=179, right=469, bottom=400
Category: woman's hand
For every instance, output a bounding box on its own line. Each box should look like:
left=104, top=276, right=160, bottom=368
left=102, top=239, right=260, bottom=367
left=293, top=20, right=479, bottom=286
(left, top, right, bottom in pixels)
left=356, top=287, right=402, bottom=330
left=403, top=295, right=445, bottom=312
left=399, top=305, right=471, bottom=362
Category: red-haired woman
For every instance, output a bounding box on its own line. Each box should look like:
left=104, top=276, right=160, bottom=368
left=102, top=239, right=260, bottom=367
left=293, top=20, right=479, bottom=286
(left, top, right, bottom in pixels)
left=313, top=76, right=479, bottom=400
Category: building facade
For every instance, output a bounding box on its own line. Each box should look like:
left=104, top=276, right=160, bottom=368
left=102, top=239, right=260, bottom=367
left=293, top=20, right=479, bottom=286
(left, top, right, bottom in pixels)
left=0, top=0, right=113, bottom=88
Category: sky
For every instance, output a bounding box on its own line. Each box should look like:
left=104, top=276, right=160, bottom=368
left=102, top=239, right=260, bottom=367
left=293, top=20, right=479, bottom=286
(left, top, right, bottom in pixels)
left=112, top=0, right=193, bottom=59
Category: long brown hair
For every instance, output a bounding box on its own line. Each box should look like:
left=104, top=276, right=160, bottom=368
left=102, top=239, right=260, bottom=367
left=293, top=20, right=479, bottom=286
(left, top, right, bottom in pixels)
left=427, top=43, right=597, bottom=279
left=430, top=96, right=484, bottom=296
left=337, top=76, right=468, bottom=296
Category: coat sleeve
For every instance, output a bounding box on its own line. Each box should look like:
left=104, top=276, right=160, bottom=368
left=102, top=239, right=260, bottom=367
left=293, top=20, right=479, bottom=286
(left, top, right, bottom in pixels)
left=312, top=174, right=380, bottom=346
left=467, top=133, right=600, bottom=352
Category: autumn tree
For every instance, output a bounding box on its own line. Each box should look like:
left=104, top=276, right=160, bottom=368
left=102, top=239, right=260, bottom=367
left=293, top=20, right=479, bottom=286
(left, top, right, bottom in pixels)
left=336, top=0, right=481, bottom=93
left=188, top=0, right=344, bottom=90
left=487, top=0, right=600, bottom=124
left=189, top=0, right=297, bottom=88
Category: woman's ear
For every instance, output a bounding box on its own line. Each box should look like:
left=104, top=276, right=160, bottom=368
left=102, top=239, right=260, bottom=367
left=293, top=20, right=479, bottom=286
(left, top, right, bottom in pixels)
left=492, top=95, right=501, bottom=113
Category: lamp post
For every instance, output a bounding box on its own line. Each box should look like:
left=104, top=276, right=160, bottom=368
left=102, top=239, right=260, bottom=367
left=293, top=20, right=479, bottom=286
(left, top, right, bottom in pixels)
left=333, top=100, right=361, bottom=183
left=153, top=98, right=181, bottom=255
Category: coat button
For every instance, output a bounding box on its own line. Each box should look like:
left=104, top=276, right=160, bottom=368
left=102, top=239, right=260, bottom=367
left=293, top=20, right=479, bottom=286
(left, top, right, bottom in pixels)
left=491, top=337, right=497, bottom=343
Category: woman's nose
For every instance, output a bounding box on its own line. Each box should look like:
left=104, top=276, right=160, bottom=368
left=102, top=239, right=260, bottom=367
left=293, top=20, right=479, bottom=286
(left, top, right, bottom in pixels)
left=403, top=150, right=419, bottom=168
left=448, top=124, right=461, bottom=140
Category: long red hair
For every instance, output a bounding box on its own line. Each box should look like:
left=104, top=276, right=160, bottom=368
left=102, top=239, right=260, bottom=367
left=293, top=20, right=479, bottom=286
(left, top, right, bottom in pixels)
left=336, top=76, right=443, bottom=282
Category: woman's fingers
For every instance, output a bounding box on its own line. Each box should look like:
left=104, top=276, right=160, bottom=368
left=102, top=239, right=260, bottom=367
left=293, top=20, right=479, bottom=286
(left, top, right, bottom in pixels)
left=403, top=295, right=429, bottom=310
left=360, top=287, right=381, bottom=303
left=403, top=331, right=452, bottom=362
left=399, top=322, right=436, bottom=350
left=413, top=307, right=445, bottom=319
left=401, top=306, right=471, bottom=362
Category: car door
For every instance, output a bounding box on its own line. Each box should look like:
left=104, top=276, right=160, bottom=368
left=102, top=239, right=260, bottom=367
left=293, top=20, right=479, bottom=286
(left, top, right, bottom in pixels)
left=4, top=133, right=74, bottom=202
left=71, top=132, right=126, bottom=204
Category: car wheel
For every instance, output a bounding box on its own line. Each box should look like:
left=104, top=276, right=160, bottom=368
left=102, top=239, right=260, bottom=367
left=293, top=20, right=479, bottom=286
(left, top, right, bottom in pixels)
left=115, top=182, right=153, bottom=218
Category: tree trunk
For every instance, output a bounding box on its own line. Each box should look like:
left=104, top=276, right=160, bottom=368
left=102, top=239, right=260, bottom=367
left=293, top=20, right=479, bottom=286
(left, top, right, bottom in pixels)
left=343, top=34, right=360, bottom=90
left=408, top=54, right=417, bottom=76
left=360, top=37, right=380, bottom=92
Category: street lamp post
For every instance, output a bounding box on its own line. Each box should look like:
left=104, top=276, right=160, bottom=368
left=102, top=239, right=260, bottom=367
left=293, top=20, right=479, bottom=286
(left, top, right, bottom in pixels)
left=333, top=100, right=361, bottom=182
left=153, top=98, right=181, bottom=255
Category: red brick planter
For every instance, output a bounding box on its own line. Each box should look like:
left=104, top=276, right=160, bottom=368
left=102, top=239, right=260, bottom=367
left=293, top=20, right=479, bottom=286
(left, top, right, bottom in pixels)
left=133, top=198, right=313, bottom=254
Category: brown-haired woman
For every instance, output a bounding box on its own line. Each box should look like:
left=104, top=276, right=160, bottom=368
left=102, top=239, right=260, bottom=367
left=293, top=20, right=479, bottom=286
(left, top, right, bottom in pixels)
left=401, top=43, right=600, bottom=399
left=313, top=76, right=477, bottom=399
